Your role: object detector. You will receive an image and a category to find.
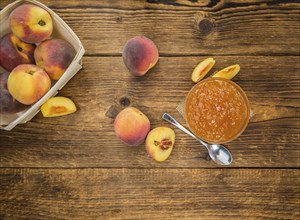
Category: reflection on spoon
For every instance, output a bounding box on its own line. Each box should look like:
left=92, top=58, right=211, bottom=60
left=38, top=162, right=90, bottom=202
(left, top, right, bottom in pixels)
left=162, top=113, right=233, bottom=166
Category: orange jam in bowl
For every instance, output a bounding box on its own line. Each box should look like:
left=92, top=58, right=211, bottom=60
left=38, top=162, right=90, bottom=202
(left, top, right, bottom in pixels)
left=185, top=77, right=250, bottom=144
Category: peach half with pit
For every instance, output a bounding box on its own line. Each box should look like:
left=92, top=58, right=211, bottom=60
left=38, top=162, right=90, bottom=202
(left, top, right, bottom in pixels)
left=9, top=4, right=53, bottom=43
left=34, top=39, right=76, bottom=80
left=123, top=36, right=159, bottom=76
left=114, top=107, right=151, bottom=146
left=0, top=33, right=36, bottom=72
left=41, top=96, right=77, bottom=117
left=8, top=64, right=51, bottom=105
left=146, top=127, right=175, bottom=162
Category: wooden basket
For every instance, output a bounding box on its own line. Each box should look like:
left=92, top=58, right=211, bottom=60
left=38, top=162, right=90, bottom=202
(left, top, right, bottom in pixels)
left=0, top=0, right=85, bottom=131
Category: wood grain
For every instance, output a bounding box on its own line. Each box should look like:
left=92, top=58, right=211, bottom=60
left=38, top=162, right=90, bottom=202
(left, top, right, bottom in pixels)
left=0, top=0, right=300, bottom=219
left=1, top=0, right=299, bottom=56
left=0, top=168, right=299, bottom=220
left=0, top=56, right=299, bottom=168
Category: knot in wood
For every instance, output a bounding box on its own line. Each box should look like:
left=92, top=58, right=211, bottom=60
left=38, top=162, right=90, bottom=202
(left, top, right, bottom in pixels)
left=116, top=16, right=122, bottom=23
left=195, top=12, right=215, bottom=37
left=119, top=96, right=131, bottom=107
left=199, top=18, right=214, bottom=36
left=217, top=173, right=224, bottom=180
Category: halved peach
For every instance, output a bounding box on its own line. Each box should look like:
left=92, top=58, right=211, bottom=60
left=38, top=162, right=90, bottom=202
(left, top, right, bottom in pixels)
left=41, top=96, right=76, bottom=117
left=212, top=64, right=240, bottom=79
left=191, top=58, right=215, bottom=83
left=145, top=127, right=175, bottom=162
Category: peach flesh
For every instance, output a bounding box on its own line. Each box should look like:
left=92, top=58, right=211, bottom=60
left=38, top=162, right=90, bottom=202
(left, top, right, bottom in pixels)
left=145, top=127, right=175, bottom=162
left=41, top=96, right=77, bottom=117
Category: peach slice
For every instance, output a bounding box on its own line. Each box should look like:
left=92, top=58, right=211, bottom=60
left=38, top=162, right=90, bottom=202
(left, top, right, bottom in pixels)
left=41, top=96, right=77, bottom=117
left=212, top=64, right=240, bottom=80
left=191, top=58, right=215, bottom=83
left=145, top=127, right=175, bottom=162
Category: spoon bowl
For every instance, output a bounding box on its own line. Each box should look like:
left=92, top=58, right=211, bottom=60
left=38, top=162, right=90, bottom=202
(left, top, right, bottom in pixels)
left=208, top=144, right=232, bottom=165
left=162, top=113, right=233, bottom=166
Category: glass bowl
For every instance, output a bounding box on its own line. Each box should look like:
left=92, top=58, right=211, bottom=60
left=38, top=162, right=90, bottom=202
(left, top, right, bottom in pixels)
left=184, top=77, right=250, bottom=144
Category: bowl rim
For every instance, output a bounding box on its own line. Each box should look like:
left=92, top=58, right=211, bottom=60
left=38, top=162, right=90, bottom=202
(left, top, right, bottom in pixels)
left=184, top=77, right=250, bottom=144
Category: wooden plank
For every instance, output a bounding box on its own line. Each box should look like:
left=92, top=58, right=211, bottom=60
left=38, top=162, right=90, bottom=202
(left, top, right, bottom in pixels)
left=0, top=168, right=299, bottom=219
left=1, top=0, right=299, bottom=55
left=0, top=56, right=299, bottom=168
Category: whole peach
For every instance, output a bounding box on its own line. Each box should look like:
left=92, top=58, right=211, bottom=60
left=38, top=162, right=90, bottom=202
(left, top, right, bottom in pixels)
left=8, top=64, right=51, bottom=105
left=0, top=72, right=29, bottom=114
left=34, top=39, right=76, bottom=80
left=9, top=4, right=53, bottom=43
left=0, top=33, right=36, bottom=71
left=114, top=107, right=151, bottom=146
left=123, top=36, right=159, bottom=76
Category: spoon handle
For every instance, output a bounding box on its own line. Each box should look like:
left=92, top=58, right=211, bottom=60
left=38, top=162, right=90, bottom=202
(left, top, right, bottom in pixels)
left=162, top=113, right=208, bottom=147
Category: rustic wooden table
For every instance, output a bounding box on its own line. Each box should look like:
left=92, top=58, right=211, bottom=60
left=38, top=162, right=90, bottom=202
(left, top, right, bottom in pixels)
left=0, top=0, right=299, bottom=219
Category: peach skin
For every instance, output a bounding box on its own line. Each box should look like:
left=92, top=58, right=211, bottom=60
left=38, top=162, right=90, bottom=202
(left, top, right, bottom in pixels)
left=0, top=33, right=36, bottom=71
left=0, top=71, right=29, bottom=114
left=34, top=39, right=76, bottom=80
left=7, top=64, right=51, bottom=105
left=9, top=4, right=53, bottom=43
left=123, top=36, right=159, bottom=76
left=114, top=107, right=151, bottom=146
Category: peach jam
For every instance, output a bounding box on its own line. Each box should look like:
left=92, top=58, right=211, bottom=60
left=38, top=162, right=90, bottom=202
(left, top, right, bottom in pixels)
left=185, top=77, right=250, bottom=144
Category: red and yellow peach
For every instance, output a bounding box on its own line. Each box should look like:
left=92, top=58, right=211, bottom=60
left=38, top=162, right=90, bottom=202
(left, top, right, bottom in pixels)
left=0, top=72, right=29, bottom=114
left=9, top=4, right=53, bottom=44
left=0, top=33, right=36, bottom=71
left=114, top=107, right=151, bottom=146
left=123, top=36, right=159, bottom=76
left=7, top=64, right=51, bottom=105
left=34, top=39, right=76, bottom=80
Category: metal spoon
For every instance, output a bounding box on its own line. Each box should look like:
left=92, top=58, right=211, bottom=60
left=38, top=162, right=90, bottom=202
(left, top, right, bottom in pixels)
left=162, top=113, right=233, bottom=165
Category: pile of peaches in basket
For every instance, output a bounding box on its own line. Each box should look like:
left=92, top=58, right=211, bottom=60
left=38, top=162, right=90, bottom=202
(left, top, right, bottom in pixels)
left=0, top=4, right=76, bottom=117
